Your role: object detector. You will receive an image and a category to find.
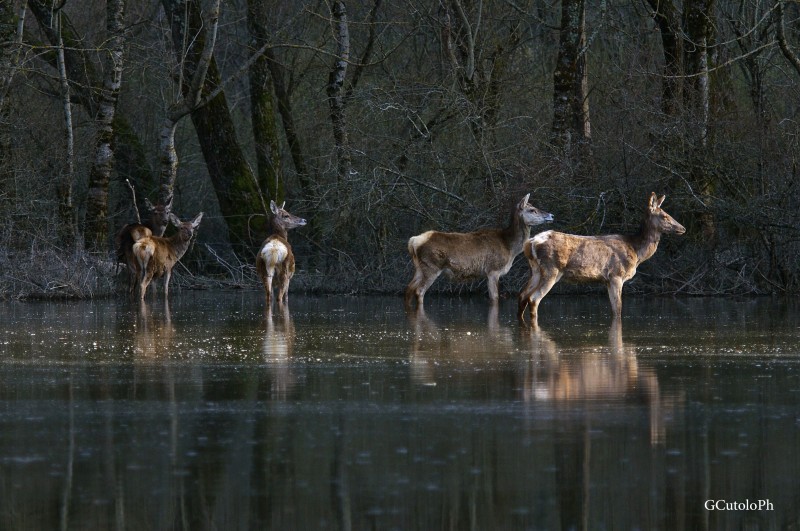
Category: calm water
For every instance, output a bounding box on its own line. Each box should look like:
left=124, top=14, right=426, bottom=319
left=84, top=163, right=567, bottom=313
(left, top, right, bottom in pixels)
left=1, top=292, right=799, bottom=530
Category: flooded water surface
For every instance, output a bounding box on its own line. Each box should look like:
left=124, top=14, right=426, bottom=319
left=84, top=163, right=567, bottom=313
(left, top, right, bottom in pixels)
left=1, top=292, right=799, bottom=529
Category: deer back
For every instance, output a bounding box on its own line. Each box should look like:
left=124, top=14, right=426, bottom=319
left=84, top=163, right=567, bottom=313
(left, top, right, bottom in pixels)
left=411, top=229, right=515, bottom=279
left=528, top=231, right=639, bottom=283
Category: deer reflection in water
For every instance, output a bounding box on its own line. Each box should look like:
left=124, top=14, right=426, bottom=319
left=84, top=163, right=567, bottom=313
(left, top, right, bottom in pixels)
left=406, top=305, right=514, bottom=386
left=133, top=299, right=175, bottom=358
left=262, top=306, right=296, bottom=400
left=520, top=320, right=675, bottom=446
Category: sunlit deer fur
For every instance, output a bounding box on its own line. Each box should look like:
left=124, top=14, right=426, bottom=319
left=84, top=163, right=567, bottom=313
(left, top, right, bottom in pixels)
left=518, top=193, right=685, bottom=322
left=132, top=212, right=203, bottom=300
left=405, top=194, right=553, bottom=309
left=116, top=198, right=173, bottom=294
left=256, top=201, right=307, bottom=309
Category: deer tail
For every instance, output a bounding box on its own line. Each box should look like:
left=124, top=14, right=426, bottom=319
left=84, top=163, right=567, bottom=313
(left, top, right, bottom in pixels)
left=133, top=239, right=154, bottom=281
left=407, top=231, right=433, bottom=266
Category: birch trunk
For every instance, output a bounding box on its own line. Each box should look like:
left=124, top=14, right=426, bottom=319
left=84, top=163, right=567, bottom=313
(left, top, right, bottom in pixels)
left=85, top=0, right=126, bottom=252
left=327, top=0, right=351, bottom=184
left=56, top=10, right=76, bottom=245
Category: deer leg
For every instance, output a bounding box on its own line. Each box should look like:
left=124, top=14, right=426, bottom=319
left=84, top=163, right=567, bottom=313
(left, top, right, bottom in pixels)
left=164, top=270, right=171, bottom=300
left=517, top=267, right=542, bottom=321
left=486, top=272, right=501, bottom=303
left=139, top=271, right=153, bottom=301
left=264, top=274, right=274, bottom=308
left=406, top=264, right=441, bottom=309
left=414, top=269, right=442, bottom=308
left=277, top=271, right=292, bottom=307
left=528, top=271, right=561, bottom=321
left=607, top=278, right=624, bottom=319
left=405, top=268, right=426, bottom=309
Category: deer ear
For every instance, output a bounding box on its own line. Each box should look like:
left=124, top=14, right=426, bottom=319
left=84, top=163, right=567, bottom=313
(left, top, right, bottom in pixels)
left=169, top=213, right=181, bottom=227
left=280, top=201, right=286, bottom=210
left=657, top=195, right=666, bottom=208
left=191, top=212, right=203, bottom=228
left=648, top=192, right=658, bottom=210
left=520, top=193, right=530, bottom=207
left=270, top=200, right=279, bottom=214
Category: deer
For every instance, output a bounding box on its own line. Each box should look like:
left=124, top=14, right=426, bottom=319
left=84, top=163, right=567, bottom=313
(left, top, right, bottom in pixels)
left=518, top=192, right=685, bottom=323
left=132, top=212, right=203, bottom=301
left=405, top=194, right=553, bottom=310
left=256, top=200, right=307, bottom=309
left=116, top=198, right=173, bottom=294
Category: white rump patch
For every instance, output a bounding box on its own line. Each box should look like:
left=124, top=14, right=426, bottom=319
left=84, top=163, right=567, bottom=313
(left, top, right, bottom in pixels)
left=532, top=231, right=552, bottom=246
left=259, top=240, right=289, bottom=274
left=409, top=231, right=434, bottom=253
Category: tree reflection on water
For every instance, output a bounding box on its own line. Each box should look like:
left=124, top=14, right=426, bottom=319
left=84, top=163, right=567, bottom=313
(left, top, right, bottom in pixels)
left=0, top=294, right=797, bottom=530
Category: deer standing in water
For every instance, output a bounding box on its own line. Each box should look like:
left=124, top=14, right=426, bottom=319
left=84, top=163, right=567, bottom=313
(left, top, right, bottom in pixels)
left=405, top=194, right=553, bottom=309
left=518, top=193, right=685, bottom=322
left=132, top=212, right=203, bottom=300
left=256, top=201, right=307, bottom=309
left=116, top=198, right=173, bottom=294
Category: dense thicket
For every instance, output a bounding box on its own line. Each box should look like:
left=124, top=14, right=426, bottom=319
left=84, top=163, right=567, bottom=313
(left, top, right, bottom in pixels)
left=1, top=0, right=799, bottom=299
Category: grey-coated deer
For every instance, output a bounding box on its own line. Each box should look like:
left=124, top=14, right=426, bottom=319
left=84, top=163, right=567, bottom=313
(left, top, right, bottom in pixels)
left=256, top=201, right=307, bottom=309
left=405, top=194, right=553, bottom=309
left=116, top=198, right=173, bottom=294
left=518, top=193, right=685, bottom=322
left=132, top=212, right=203, bottom=300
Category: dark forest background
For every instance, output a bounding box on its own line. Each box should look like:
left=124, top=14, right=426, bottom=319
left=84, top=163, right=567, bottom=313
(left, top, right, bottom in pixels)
left=1, top=0, right=799, bottom=300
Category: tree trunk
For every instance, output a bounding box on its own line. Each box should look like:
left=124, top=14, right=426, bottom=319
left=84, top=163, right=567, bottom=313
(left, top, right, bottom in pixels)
left=28, top=0, right=98, bottom=117
left=85, top=0, right=126, bottom=253
left=647, top=0, right=683, bottom=116
left=776, top=0, right=800, bottom=78
left=246, top=0, right=282, bottom=203
left=684, top=0, right=712, bottom=148
left=28, top=0, right=157, bottom=212
left=327, top=0, right=352, bottom=185
left=551, top=0, right=592, bottom=168
left=56, top=9, right=76, bottom=246
left=0, top=0, right=24, bottom=108
left=265, top=48, right=311, bottom=195
left=0, top=0, right=24, bottom=196
left=162, top=0, right=266, bottom=254
left=684, top=0, right=716, bottom=242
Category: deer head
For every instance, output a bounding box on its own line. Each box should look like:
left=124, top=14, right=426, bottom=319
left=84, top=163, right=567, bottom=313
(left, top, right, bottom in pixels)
left=647, top=193, right=685, bottom=235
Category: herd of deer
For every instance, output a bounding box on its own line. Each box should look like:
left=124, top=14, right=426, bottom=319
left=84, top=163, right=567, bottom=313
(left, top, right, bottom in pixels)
left=116, top=192, right=685, bottom=323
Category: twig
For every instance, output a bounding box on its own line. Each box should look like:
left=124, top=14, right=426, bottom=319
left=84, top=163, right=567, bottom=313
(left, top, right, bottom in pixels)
left=126, top=179, right=140, bottom=224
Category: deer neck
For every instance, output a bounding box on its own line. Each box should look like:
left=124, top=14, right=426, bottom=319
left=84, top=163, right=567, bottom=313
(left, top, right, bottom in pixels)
left=502, top=209, right=531, bottom=256
left=168, top=232, right=193, bottom=260
left=632, top=218, right=662, bottom=264
left=268, top=218, right=289, bottom=240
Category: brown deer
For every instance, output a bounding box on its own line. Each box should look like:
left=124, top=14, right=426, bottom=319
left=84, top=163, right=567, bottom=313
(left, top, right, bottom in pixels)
left=256, top=200, right=307, bottom=309
left=132, top=212, right=203, bottom=300
left=518, top=193, right=685, bottom=322
left=405, top=194, right=553, bottom=309
left=116, top=198, right=173, bottom=294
